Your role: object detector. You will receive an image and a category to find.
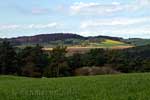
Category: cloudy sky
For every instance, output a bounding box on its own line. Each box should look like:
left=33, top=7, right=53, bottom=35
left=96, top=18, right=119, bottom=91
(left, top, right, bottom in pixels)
left=0, top=0, right=150, bottom=38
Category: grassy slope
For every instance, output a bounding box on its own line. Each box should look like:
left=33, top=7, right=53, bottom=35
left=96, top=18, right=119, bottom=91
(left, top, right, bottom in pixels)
left=78, top=39, right=130, bottom=47
left=126, top=38, right=150, bottom=46
left=0, top=73, right=150, bottom=100
left=95, top=39, right=129, bottom=47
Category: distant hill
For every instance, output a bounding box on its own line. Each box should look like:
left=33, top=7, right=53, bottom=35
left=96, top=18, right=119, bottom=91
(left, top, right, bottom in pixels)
left=125, top=38, right=150, bottom=46
left=7, top=33, right=85, bottom=45
left=1, top=33, right=125, bottom=47
left=0, top=33, right=133, bottom=48
left=88, top=35, right=123, bottom=41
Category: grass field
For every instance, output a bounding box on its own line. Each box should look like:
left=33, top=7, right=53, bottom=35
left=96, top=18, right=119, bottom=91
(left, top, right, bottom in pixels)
left=97, top=39, right=129, bottom=47
left=0, top=73, right=150, bottom=100
left=79, top=39, right=130, bottom=48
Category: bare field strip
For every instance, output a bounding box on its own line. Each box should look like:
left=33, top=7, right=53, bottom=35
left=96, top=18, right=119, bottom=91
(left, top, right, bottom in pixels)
left=43, top=46, right=134, bottom=51
left=43, top=46, right=134, bottom=54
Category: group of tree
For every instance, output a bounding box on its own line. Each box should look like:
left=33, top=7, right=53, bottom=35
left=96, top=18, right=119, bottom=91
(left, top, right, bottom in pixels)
left=0, top=40, right=150, bottom=78
left=0, top=41, right=69, bottom=78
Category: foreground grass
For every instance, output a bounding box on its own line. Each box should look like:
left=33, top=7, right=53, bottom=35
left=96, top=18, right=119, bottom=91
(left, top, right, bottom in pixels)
left=0, top=73, right=150, bottom=100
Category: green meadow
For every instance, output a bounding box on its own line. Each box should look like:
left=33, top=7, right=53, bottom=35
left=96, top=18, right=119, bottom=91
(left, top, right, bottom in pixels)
left=0, top=73, right=150, bottom=100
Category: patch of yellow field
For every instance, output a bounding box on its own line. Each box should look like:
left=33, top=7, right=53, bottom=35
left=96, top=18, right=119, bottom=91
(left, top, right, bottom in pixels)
left=102, top=39, right=125, bottom=44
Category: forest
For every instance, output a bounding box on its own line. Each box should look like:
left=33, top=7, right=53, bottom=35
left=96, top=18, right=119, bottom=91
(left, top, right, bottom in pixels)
left=0, top=40, right=150, bottom=78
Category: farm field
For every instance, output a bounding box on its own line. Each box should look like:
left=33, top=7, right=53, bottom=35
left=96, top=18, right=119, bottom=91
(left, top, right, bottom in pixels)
left=88, top=39, right=129, bottom=47
left=0, top=73, right=150, bottom=100
left=43, top=45, right=133, bottom=54
left=43, top=39, right=133, bottom=54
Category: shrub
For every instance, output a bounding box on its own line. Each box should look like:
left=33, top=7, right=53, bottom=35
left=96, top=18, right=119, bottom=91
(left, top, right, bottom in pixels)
left=74, top=66, right=120, bottom=76
left=21, top=63, right=42, bottom=78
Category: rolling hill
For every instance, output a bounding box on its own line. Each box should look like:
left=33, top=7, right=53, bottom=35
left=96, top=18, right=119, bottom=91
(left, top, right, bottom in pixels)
left=125, top=38, right=150, bottom=46
left=1, top=33, right=132, bottom=48
left=7, top=33, right=85, bottom=46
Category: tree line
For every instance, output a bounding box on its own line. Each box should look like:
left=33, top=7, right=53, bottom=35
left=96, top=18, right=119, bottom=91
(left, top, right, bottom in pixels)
left=0, top=41, right=150, bottom=78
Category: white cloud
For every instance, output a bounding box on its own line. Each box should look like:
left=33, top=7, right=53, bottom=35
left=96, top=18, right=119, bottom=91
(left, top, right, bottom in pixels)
left=0, top=23, right=58, bottom=30
left=138, top=0, right=150, bottom=6
left=80, top=17, right=150, bottom=28
left=79, top=27, right=150, bottom=39
left=70, top=0, right=150, bottom=15
left=28, top=23, right=57, bottom=29
left=79, top=16, right=150, bottom=38
left=70, top=2, right=122, bottom=15
left=0, top=24, right=20, bottom=30
left=31, top=8, right=49, bottom=14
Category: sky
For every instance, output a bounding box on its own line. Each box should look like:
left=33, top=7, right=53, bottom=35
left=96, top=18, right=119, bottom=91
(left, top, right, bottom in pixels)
left=0, top=0, right=150, bottom=38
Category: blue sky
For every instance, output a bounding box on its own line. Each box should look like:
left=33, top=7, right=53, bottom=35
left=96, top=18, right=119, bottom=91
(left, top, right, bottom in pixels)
left=0, top=0, right=150, bottom=38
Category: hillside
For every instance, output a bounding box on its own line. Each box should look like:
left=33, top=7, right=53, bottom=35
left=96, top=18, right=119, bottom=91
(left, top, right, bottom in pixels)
left=7, top=33, right=85, bottom=45
left=0, top=73, right=150, bottom=100
left=87, top=39, right=129, bottom=47
left=1, top=33, right=131, bottom=48
left=125, top=38, right=150, bottom=46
